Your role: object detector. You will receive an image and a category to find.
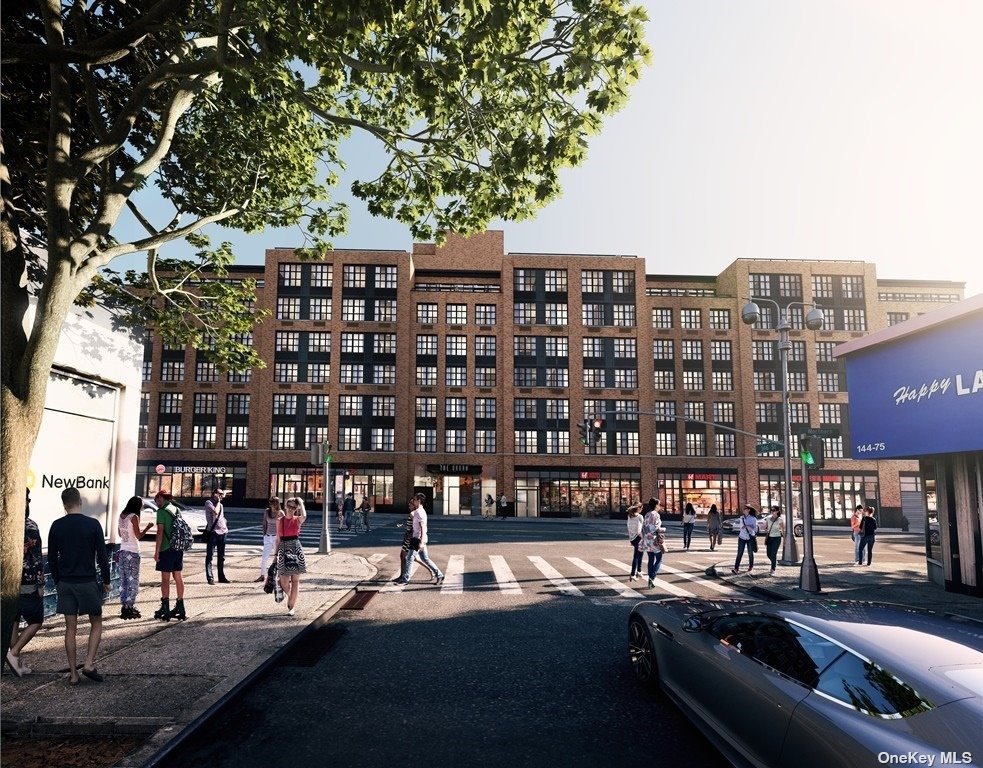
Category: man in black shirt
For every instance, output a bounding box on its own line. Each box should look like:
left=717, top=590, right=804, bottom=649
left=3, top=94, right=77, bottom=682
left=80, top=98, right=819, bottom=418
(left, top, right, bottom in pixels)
left=47, top=487, right=111, bottom=684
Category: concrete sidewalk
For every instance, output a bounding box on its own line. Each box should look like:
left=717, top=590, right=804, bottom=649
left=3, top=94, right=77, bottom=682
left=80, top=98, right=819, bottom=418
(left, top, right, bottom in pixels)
left=711, top=551, right=983, bottom=621
left=0, top=544, right=376, bottom=765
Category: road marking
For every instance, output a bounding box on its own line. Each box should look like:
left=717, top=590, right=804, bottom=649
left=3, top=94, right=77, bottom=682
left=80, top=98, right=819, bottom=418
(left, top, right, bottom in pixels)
left=441, top=555, right=465, bottom=594
left=528, top=556, right=583, bottom=596
left=602, top=559, right=695, bottom=597
left=368, top=553, right=388, bottom=564
left=489, top=555, right=522, bottom=594
left=668, top=562, right=738, bottom=594
left=567, top=557, right=643, bottom=598
left=378, top=576, right=407, bottom=592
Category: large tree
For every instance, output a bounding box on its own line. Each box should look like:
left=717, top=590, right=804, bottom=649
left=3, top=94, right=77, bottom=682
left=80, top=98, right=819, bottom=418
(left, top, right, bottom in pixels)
left=0, top=0, right=648, bottom=651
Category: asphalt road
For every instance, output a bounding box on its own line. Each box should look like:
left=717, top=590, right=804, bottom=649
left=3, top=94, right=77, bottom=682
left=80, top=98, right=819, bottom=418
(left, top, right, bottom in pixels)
left=160, top=515, right=928, bottom=768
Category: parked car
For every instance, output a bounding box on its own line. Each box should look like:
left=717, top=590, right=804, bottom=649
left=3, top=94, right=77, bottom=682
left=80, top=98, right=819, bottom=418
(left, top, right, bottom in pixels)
left=721, top=513, right=804, bottom=538
left=139, top=497, right=209, bottom=538
left=629, top=597, right=983, bottom=768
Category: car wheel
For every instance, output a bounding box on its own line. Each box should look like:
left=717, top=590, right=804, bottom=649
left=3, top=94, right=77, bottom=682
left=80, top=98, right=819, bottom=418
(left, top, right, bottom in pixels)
left=629, top=616, right=659, bottom=687
left=793, top=524, right=803, bottom=537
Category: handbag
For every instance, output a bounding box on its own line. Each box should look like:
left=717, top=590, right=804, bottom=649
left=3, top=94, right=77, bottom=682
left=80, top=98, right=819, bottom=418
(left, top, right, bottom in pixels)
left=655, top=530, right=668, bottom=553
left=409, top=537, right=421, bottom=551
left=263, top=562, right=276, bottom=594
left=748, top=536, right=758, bottom=553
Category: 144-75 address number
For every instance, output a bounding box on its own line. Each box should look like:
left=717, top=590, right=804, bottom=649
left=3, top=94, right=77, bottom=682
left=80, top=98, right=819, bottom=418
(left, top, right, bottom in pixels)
left=855, top=443, right=886, bottom=453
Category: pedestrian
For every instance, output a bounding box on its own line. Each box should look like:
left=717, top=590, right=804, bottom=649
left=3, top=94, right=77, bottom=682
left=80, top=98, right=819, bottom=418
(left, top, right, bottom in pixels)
left=393, top=503, right=416, bottom=581
left=850, top=505, right=864, bottom=565
left=153, top=489, right=187, bottom=621
left=204, top=488, right=230, bottom=584
left=257, top=496, right=282, bottom=582
left=859, top=506, right=878, bottom=566
left=706, top=504, right=722, bottom=551
left=483, top=493, right=495, bottom=519
left=360, top=495, right=372, bottom=531
left=118, top=496, right=153, bottom=619
left=343, top=492, right=355, bottom=531
left=682, top=502, right=697, bottom=550
left=395, top=493, right=445, bottom=585
left=636, top=502, right=666, bottom=588
left=47, top=487, right=111, bottom=684
left=732, top=504, right=759, bottom=574
left=765, top=506, right=784, bottom=575
left=335, top=493, right=344, bottom=530
left=626, top=501, right=645, bottom=581
left=276, top=497, right=308, bottom=616
left=7, top=490, right=44, bottom=677
left=498, top=492, right=508, bottom=519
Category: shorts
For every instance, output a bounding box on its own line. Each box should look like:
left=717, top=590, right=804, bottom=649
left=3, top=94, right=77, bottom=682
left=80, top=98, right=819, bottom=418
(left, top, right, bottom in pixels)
left=56, top=580, right=105, bottom=616
left=16, top=591, right=44, bottom=625
left=156, top=547, right=184, bottom=572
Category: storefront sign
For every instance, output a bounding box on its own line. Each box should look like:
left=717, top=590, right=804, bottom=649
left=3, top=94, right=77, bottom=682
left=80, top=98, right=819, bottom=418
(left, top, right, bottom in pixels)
left=426, top=464, right=482, bottom=475
left=842, top=310, right=983, bottom=458
left=686, top=473, right=720, bottom=481
left=579, top=471, right=601, bottom=480
left=155, top=464, right=166, bottom=474
left=170, top=466, right=228, bottom=473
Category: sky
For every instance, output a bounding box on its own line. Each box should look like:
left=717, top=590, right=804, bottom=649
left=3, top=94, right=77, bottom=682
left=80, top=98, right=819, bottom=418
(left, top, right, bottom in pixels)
left=132, top=1, right=983, bottom=296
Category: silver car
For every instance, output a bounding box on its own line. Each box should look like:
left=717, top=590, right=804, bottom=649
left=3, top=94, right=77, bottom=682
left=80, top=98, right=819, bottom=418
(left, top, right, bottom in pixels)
left=629, top=597, right=983, bottom=767
left=140, top=497, right=209, bottom=538
left=722, top=514, right=804, bottom=538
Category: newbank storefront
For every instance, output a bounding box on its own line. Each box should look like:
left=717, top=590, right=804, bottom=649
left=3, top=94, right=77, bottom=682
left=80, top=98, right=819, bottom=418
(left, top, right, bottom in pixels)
left=836, top=295, right=983, bottom=595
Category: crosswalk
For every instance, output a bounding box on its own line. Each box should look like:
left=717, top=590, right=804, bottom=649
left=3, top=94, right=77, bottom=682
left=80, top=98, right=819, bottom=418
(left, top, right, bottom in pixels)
left=373, top=552, right=738, bottom=600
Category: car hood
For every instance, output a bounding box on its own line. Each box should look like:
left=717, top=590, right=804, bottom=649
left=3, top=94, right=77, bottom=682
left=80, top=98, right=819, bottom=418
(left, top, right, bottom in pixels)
left=633, top=596, right=759, bottom=629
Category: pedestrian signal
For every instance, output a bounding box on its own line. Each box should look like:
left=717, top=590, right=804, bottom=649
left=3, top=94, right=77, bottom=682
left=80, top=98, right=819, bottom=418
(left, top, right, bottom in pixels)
left=799, top=436, right=824, bottom=470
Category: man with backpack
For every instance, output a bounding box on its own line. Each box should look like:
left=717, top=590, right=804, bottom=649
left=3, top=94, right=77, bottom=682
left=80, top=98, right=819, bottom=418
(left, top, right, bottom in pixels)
left=153, top=489, right=188, bottom=621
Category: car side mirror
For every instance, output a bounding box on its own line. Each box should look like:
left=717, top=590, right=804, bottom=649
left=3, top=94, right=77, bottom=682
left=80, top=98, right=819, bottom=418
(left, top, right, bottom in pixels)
left=683, top=616, right=706, bottom=633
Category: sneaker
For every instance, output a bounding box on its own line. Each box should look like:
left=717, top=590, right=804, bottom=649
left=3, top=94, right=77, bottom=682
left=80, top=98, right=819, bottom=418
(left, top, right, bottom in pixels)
left=647, top=578, right=655, bottom=588
left=392, top=578, right=408, bottom=585
left=769, top=568, right=776, bottom=575
left=731, top=568, right=739, bottom=575
left=747, top=566, right=753, bottom=573
left=287, top=608, right=295, bottom=616
left=434, top=575, right=445, bottom=585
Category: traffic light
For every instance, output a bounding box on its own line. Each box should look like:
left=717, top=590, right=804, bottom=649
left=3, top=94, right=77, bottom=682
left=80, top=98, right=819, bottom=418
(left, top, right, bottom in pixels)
left=591, top=417, right=606, bottom=446
left=799, top=436, right=825, bottom=470
left=577, top=420, right=591, bottom=446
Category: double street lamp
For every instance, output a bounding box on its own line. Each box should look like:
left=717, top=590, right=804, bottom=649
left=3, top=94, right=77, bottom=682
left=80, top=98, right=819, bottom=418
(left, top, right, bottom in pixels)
left=741, top=297, right=825, bottom=574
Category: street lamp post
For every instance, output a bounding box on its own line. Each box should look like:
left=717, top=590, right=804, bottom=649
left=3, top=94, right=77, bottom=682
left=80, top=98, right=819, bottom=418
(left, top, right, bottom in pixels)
left=741, top=297, right=825, bottom=568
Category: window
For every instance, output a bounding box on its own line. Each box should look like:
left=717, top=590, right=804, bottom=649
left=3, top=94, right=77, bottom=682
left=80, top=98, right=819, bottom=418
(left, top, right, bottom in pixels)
left=681, top=340, right=702, bottom=361
left=652, top=308, right=673, bottom=329
left=712, top=371, right=733, bottom=391
left=227, top=393, right=250, bottom=415
left=475, top=336, right=496, bottom=356
left=653, top=370, right=675, bottom=390
left=445, top=430, right=467, bottom=453
left=841, top=275, right=865, bottom=299
left=825, top=436, right=845, bottom=459
left=614, top=400, right=639, bottom=419
left=162, top=337, right=185, bottom=352
left=842, top=309, right=867, bottom=331
left=343, top=265, right=366, bottom=288
left=545, top=367, right=568, bottom=387
left=514, top=269, right=537, bottom=291
left=583, top=369, right=605, bottom=388
left=713, top=401, right=734, bottom=423
left=341, top=333, right=365, bottom=354
left=715, top=432, right=736, bottom=457
left=682, top=371, right=704, bottom=391
left=195, top=362, right=218, bottom=382
left=138, top=424, right=148, bottom=448
left=515, top=431, right=538, bottom=454
left=416, top=366, right=437, bottom=387
left=582, top=338, right=603, bottom=358
left=279, top=263, right=302, bottom=286
left=373, top=299, right=397, bottom=322
left=788, top=341, right=806, bottom=363
left=545, top=431, right=570, bottom=454
left=277, top=297, right=301, bottom=320
left=611, top=271, right=634, bottom=294
left=142, top=361, right=152, bottom=382
left=680, top=309, right=701, bottom=330
left=376, top=265, right=397, bottom=289
left=544, top=270, right=567, bottom=292
left=475, top=368, right=496, bottom=386
left=818, top=372, right=841, bottom=392
left=372, top=364, right=394, bottom=384
left=446, top=335, right=468, bottom=356
left=445, top=397, right=467, bottom=418
left=275, top=363, right=299, bottom=383
left=788, top=402, right=810, bottom=423
left=273, top=395, right=297, bottom=415
left=514, top=368, right=537, bottom=387
left=580, top=270, right=604, bottom=292
left=887, top=312, right=909, bottom=326
left=654, top=400, right=676, bottom=420
left=474, top=430, right=497, bottom=453
left=582, top=304, right=604, bottom=326
left=309, top=332, right=331, bottom=353
left=612, top=304, right=635, bottom=327
left=339, top=427, right=361, bottom=451
left=446, top=304, right=468, bottom=325
left=340, top=364, right=363, bottom=384
left=710, top=340, right=732, bottom=361
left=415, top=428, right=437, bottom=452
left=371, top=428, right=395, bottom=451
left=416, top=397, right=437, bottom=418
left=815, top=647, right=930, bottom=717
left=655, top=431, right=677, bottom=456
left=812, top=275, right=833, bottom=299
left=194, top=393, right=217, bottom=415
left=308, top=363, right=331, bottom=383
left=309, top=297, right=332, bottom=321
left=160, top=361, right=184, bottom=381
left=339, top=395, right=362, bottom=416
left=683, top=401, right=705, bottom=421
left=159, top=393, right=183, bottom=413
left=754, top=371, right=776, bottom=391
left=475, top=398, right=496, bottom=419
left=787, top=371, right=808, bottom=391
left=514, top=399, right=537, bottom=419
left=307, top=426, right=330, bottom=446
left=342, top=298, right=365, bottom=322
left=271, top=426, right=295, bottom=450
left=748, top=273, right=770, bottom=296
left=276, top=332, right=300, bottom=352
left=614, top=369, right=637, bottom=389
left=778, top=274, right=802, bottom=297
left=475, top=305, right=497, bottom=325
left=653, top=340, right=673, bottom=360
left=192, top=425, right=216, bottom=449
left=752, top=340, right=774, bottom=361
left=514, top=303, right=536, bottom=325
left=416, top=334, right=438, bottom=355
left=685, top=433, right=707, bottom=457
left=545, top=303, right=568, bottom=325
left=820, top=403, right=844, bottom=424
left=311, top=263, right=332, bottom=288
left=225, top=425, right=249, bottom=449
left=307, top=395, right=329, bottom=416
left=417, top=303, right=438, bottom=324
left=227, top=369, right=251, bottom=384
left=544, top=337, right=568, bottom=357
left=816, top=341, right=837, bottom=363
left=709, top=308, right=731, bottom=330
left=445, top=367, right=468, bottom=386
left=157, top=424, right=181, bottom=448
left=613, top=338, right=636, bottom=358
left=756, top=402, right=780, bottom=423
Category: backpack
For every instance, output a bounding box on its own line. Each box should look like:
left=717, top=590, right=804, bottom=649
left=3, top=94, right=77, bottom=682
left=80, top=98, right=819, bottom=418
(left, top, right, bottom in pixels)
left=168, top=507, right=195, bottom=551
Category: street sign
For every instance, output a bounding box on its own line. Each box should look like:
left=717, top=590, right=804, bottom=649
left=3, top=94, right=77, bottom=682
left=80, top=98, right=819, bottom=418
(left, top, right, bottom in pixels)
left=755, top=441, right=784, bottom=454
left=801, top=428, right=840, bottom=438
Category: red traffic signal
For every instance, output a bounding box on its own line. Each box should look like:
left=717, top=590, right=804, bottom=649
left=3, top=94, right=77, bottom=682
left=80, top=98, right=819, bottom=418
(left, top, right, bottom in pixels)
left=592, top=417, right=606, bottom=430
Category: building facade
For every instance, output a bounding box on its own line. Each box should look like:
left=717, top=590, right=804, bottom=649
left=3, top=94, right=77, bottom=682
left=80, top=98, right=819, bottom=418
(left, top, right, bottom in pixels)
left=135, top=231, right=965, bottom=523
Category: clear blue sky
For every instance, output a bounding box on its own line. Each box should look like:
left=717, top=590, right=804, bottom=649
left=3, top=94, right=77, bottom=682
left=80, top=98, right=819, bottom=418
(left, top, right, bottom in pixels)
left=129, top=1, right=983, bottom=296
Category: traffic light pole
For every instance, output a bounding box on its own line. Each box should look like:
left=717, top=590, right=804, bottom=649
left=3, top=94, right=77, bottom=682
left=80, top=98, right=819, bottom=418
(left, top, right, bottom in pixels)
left=799, top=459, right=821, bottom=592
left=319, top=441, right=332, bottom=555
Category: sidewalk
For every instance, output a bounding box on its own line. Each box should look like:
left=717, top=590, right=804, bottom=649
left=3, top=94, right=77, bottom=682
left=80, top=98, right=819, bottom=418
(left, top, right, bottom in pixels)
left=1, top=544, right=376, bottom=766
left=711, top=552, right=983, bottom=621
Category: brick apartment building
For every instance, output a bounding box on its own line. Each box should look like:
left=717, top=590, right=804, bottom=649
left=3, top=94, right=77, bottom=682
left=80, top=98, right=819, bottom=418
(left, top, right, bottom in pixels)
left=135, top=231, right=964, bottom=526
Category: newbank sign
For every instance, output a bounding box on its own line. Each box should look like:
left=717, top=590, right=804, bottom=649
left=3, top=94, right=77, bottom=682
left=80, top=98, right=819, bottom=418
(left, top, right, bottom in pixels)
left=841, top=306, right=983, bottom=459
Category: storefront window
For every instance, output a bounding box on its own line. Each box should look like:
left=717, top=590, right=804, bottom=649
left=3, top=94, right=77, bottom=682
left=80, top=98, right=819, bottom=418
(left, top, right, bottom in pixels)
left=658, top=470, right=739, bottom=518
left=758, top=471, right=878, bottom=524
left=137, top=463, right=245, bottom=503
left=270, top=465, right=393, bottom=510
left=514, top=468, right=640, bottom=518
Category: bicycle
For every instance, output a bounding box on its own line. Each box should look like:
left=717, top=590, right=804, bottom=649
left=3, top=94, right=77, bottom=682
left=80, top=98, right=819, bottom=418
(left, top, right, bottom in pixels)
left=350, top=508, right=366, bottom=533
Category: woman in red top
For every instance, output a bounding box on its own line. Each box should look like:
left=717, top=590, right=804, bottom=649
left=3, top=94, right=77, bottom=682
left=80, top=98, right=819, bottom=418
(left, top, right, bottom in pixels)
left=275, top=497, right=307, bottom=616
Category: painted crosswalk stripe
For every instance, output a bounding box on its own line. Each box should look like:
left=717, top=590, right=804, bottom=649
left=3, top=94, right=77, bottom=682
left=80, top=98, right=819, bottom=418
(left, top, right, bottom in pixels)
left=368, top=553, right=388, bottom=564
left=441, top=555, right=465, bottom=594
left=602, top=559, right=696, bottom=597
left=667, top=562, right=738, bottom=594
left=528, top=556, right=583, bottom=596
left=567, top=557, right=642, bottom=598
left=489, top=555, right=522, bottom=594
